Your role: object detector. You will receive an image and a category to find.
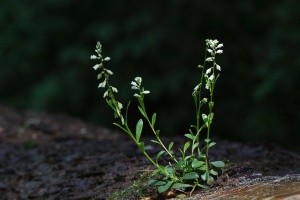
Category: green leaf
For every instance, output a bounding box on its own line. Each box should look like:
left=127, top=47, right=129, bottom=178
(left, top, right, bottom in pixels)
left=156, top=151, right=165, bottom=163
left=211, top=161, right=225, bottom=168
left=138, top=106, right=147, bottom=118
left=201, top=172, right=208, bottom=181
left=210, top=169, right=218, bottom=176
left=164, top=166, right=175, bottom=175
left=151, top=140, right=160, bottom=144
left=184, top=141, right=191, bottom=152
left=158, top=181, right=173, bottom=193
left=204, top=139, right=210, bottom=143
left=174, top=160, right=184, bottom=170
left=149, top=179, right=167, bottom=186
left=151, top=113, right=156, bottom=126
left=208, top=142, right=216, bottom=148
left=136, top=119, right=143, bottom=142
left=172, top=183, right=192, bottom=189
left=192, top=160, right=205, bottom=168
left=184, top=133, right=194, bottom=140
left=155, top=130, right=160, bottom=137
left=138, top=142, right=144, bottom=151
left=198, top=184, right=210, bottom=189
left=192, top=142, right=199, bottom=151
left=182, top=172, right=199, bottom=180
left=168, top=142, right=174, bottom=151
left=113, top=122, right=128, bottom=133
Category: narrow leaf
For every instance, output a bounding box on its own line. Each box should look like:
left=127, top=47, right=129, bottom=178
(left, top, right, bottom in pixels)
left=136, top=119, right=143, bottom=142
left=172, top=183, right=192, bottom=189
left=151, top=113, right=156, bottom=126
left=184, top=141, right=191, bottom=152
left=113, top=123, right=128, bottom=133
left=149, top=179, right=166, bottom=186
left=192, top=142, right=199, bottom=151
left=138, top=106, right=147, bottom=118
left=184, top=133, right=194, bottom=140
left=156, top=151, right=165, bottom=163
left=151, top=140, right=160, bottom=144
left=208, top=142, right=216, bottom=148
left=155, top=130, right=160, bottom=137
left=168, top=142, right=174, bottom=151
left=158, top=181, right=173, bottom=193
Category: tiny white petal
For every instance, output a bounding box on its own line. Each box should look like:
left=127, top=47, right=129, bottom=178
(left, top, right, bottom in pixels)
left=90, top=55, right=98, bottom=59
left=103, top=91, right=109, bottom=98
left=106, top=69, right=113, bottom=75
left=98, top=81, right=106, bottom=88
left=131, top=85, right=139, bottom=90
left=134, top=93, right=140, bottom=98
left=111, top=87, right=118, bottom=93
left=216, top=64, right=221, bottom=71
left=216, top=50, right=223, bottom=54
left=117, top=102, right=123, bottom=109
left=142, top=90, right=150, bottom=94
left=205, top=84, right=210, bottom=89
left=207, top=49, right=213, bottom=54
left=205, top=57, right=214, bottom=62
left=203, top=98, right=208, bottom=103
left=194, top=85, right=199, bottom=91
left=216, top=43, right=223, bottom=48
left=131, top=81, right=138, bottom=86
left=206, top=68, right=212, bottom=74
left=93, top=64, right=99, bottom=70
left=208, top=74, right=214, bottom=81
left=103, top=57, right=111, bottom=61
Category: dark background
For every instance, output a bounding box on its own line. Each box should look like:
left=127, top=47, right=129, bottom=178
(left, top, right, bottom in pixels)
left=1, top=0, right=300, bottom=152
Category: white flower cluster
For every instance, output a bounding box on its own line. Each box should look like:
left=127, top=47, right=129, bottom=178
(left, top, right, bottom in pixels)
left=90, top=42, right=119, bottom=98
left=204, top=39, right=223, bottom=90
left=131, top=77, right=150, bottom=98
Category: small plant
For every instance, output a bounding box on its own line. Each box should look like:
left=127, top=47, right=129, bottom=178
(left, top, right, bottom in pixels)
left=91, top=39, right=226, bottom=195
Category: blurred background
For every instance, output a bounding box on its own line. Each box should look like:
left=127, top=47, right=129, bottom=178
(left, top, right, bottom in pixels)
left=1, top=0, right=300, bottom=152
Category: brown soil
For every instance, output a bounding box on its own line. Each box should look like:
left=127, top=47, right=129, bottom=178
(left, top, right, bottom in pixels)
left=0, top=105, right=300, bottom=200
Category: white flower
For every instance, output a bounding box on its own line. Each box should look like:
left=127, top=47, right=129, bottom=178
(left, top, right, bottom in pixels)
left=205, top=84, right=210, bottom=89
left=134, top=77, right=142, bottom=84
left=111, top=86, right=118, bottom=93
left=216, top=64, right=221, bottom=71
left=98, top=81, right=106, bottom=88
left=207, top=49, right=214, bottom=55
left=216, top=50, right=223, bottom=54
left=208, top=74, right=214, bottom=81
left=90, top=55, right=98, bottom=59
left=194, top=85, right=199, bottom=91
left=216, top=43, right=223, bottom=48
left=93, top=64, right=100, bottom=70
left=117, top=102, right=123, bottom=110
left=206, top=57, right=214, bottom=62
left=202, top=98, right=208, bottom=103
left=106, top=69, right=113, bottom=75
left=134, top=93, right=141, bottom=98
left=142, top=90, right=150, bottom=94
left=131, top=85, right=139, bottom=90
left=103, top=57, right=111, bottom=61
left=103, top=90, right=109, bottom=98
left=206, top=68, right=212, bottom=74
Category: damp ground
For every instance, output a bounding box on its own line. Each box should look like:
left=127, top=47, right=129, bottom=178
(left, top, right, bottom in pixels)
left=0, top=105, right=300, bottom=199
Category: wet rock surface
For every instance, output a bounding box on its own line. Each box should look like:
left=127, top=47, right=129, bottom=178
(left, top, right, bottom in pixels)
left=0, top=105, right=300, bottom=199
